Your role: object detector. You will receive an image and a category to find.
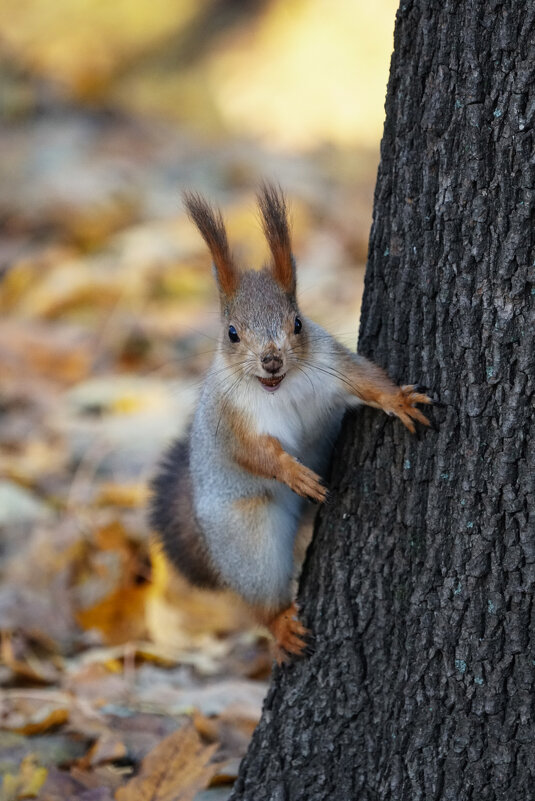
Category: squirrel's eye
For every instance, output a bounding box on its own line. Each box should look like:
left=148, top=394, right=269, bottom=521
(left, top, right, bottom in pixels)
left=228, top=325, right=240, bottom=343
left=294, top=317, right=302, bottom=334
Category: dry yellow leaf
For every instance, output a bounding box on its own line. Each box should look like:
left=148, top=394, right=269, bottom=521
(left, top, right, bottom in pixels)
left=115, top=724, right=219, bottom=801
left=76, top=583, right=148, bottom=645
left=0, top=246, right=75, bottom=313
left=74, top=520, right=152, bottom=644
left=96, top=482, right=149, bottom=508
left=0, top=439, right=66, bottom=489
left=0, top=755, right=48, bottom=801
left=14, top=708, right=69, bottom=737
left=146, top=546, right=250, bottom=649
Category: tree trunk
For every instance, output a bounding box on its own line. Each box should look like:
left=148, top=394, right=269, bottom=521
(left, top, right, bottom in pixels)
left=230, top=1, right=535, bottom=799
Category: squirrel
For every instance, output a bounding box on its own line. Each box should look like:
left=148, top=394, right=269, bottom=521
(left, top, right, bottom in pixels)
left=150, top=183, right=431, bottom=663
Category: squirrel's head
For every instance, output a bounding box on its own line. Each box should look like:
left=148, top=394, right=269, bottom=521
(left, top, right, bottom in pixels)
left=184, top=183, right=307, bottom=393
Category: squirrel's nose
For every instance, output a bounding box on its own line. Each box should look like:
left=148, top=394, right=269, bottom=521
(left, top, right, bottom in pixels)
left=261, top=353, right=283, bottom=374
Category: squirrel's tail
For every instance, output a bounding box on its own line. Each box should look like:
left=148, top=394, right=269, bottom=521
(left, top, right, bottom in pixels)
left=149, top=438, right=222, bottom=590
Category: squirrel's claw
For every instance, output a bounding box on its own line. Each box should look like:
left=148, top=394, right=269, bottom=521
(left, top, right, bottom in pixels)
left=400, top=384, right=433, bottom=405
left=267, top=602, right=310, bottom=664
left=385, top=384, right=434, bottom=432
left=283, top=458, right=327, bottom=503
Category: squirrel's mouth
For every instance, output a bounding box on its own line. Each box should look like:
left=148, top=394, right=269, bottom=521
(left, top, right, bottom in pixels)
left=258, top=374, right=286, bottom=392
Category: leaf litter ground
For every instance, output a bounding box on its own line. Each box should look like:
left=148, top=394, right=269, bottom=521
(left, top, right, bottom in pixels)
left=0, top=102, right=374, bottom=800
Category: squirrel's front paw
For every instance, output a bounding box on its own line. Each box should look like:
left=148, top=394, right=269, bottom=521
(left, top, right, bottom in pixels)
left=383, top=384, right=432, bottom=433
left=284, top=458, right=327, bottom=503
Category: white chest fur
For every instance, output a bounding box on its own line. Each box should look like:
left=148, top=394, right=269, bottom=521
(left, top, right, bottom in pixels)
left=237, top=366, right=346, bottom=459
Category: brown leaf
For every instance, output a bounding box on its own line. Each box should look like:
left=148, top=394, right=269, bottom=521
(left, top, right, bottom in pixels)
left=38, top=767, right=115, bottom=801
left=37, top=767, right=85, bottom=801
left=0, top=690, right=70, bottom=736
left=75, top=585, right=148, bottom=646
left=0, top=320, right=93, bottom=384
left=115, top=724, right=219, bottom=801
left=96, top=483, right=149, bottom=509
left=70, top=765, right=127, bottom=793
left=210, top=757, right=242, bottom=786
left=192, top=711, right=256, bottom=761
left=74, top=521, right=151, bottom=645
left=0, top=633, right=60, bottom=686
left=84, top=733, right=128, bottom=768
left=147, top=549, right=249, bottom=645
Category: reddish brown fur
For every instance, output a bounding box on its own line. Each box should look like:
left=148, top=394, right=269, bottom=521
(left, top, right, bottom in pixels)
left=226, top=406, right=327, bottom=503
left=183, top=191, right=239, bottom=297
left=233, top=492, right=273, bottom=512
left=257, top=182, right=296, bottom=294
left=331, top=348, right=432, bottom=433
left=255, top=602, right=308, bottom=663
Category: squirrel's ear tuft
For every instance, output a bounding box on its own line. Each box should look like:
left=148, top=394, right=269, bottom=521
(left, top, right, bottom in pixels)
left=183, top=191, right=238, bottom=297
left=257, top=182, right=296, bottom=295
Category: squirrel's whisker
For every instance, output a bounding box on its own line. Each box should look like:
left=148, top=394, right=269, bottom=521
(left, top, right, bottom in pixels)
left=298, top=357, right=359, bottom=394
left=215, top=372, right=246, bottom=439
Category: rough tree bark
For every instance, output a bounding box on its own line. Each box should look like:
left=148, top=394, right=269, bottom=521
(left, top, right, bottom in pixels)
left=231, top=1, right=535, bottom=799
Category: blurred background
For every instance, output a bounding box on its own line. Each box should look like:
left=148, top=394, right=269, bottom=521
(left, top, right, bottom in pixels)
left=0, top=1, right=397, bottom=797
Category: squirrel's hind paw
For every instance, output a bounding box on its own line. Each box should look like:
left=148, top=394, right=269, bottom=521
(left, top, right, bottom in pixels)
left=267, top=602, right=310, bottom=664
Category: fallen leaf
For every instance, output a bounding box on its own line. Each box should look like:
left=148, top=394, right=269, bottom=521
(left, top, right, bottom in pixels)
left=75, top=585, right=148, bottom=646
left=190, top=789, right=231, bottom=801
left=0, top=320, right=93, bottom=384
left=209, top=757, right=242, bottom=787
left=0, top=481, right=52, bottom=529
left=96, top=483, right=149, bottom=509
left=15, top=261, right=123, bottom=320
left=0, top=246, right=75, bottom=314
left=0, top=730, right=87, bottom=775
left=135, top=675, right=267, bottom=721
left=0, top=439, right=66, bottom=491
left=82, top=732, right=127, bottom=768
left=70, top=765, right=128, bottom=793
left=73, top=789, right=116, bottom=801
left=35, top=768, right=81, bottom=801
left=115, top=724, right=219, bottom=801
left=192, top=712, right=256, bottom=762
left=61, top=662, right=129, bottom=705
left=75, top=711, right=183, bottom=766
left=1, top=633, right=60, bottom=686
left=73, top=521, right=151, bottom=645
left=0, top=754, right=47, bottom=801
left=0, top=691, right=70, bottom=736
left=0, top=521, right=87, bottom=652
left=146, top=549, right=250, bottom=647
left=67, top=642, right=177, bottom=673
